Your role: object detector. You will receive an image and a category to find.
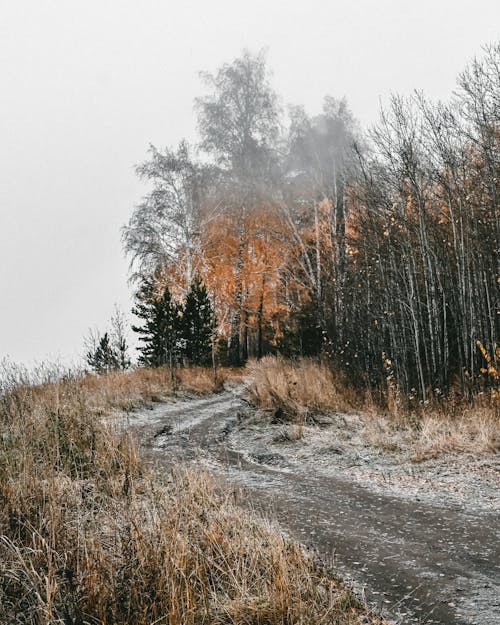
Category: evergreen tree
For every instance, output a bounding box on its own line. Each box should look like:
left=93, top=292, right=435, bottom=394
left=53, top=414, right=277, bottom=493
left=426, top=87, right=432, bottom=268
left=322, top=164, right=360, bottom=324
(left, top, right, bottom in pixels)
left=182, top=277, right=214, bottom=366
left=84, top=308, right=131, bottom=374
left=86, top=332, right=119, bottom=373
left=132, top=277, right=180, bottom=367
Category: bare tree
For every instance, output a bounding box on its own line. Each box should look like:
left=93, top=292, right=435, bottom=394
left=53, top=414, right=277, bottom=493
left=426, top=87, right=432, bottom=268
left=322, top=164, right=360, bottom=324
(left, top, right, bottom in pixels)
left=282, top=96, right=362, bottom=343
left=123, top=140, right=217, bottom=289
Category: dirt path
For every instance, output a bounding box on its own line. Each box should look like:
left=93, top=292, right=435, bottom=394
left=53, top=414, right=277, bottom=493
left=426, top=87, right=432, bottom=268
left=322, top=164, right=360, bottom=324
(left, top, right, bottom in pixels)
left=121, top=388, right=500, bottom=625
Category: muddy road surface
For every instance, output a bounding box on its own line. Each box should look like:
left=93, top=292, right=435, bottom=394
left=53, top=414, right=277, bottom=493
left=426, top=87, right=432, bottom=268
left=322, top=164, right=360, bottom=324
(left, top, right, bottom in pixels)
left=121, top=387, right=500, bottom=625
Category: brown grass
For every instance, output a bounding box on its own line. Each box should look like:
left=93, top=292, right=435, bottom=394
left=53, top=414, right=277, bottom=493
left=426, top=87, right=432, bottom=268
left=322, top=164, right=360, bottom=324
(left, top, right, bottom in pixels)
left=410, top=409, right=500, bottom=460
left=248, top=357, right=499, bottom=458
left=371, top=385, right=499, bottom=459
left=0, top=364, right=383, bottom=625
left=360, top=407, right=499, bottom=459
left=79, top=366, right=230, bottom=411
left=247, top=357, right=363, bottom=422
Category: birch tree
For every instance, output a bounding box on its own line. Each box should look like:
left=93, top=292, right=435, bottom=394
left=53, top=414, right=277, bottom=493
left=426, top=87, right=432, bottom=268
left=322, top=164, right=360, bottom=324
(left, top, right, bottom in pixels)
left=123, top=140, right=215, bottom=290
left=195, top=50, right=281, bottom=364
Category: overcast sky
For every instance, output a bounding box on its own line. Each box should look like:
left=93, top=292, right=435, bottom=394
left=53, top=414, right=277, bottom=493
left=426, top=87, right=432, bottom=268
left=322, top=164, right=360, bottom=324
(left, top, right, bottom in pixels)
left=1, top=0, right=499, bottom=367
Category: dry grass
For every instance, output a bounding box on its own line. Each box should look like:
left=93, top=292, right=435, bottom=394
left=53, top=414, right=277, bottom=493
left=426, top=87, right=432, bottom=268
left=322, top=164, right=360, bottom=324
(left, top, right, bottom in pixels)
left=371, top=386, right=499, bottom=459
left=176, top=366, right=228, bottom=395
left=248, top=357, right=499, bottom=459
left=80, top=366, right=230, bottom=411
left=0, top=363, right=225, bottom=418
left=0, top=364, right=383, bottom=625
left=360, top=408, right=499, bottom=460
left=410, top=409, right=500, bottom=461
left=247, top=357, right=362, bottom=423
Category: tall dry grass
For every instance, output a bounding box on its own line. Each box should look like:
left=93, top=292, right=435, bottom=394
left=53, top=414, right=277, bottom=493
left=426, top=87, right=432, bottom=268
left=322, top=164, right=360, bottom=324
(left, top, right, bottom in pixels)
left=410, top=408, right=500, bottom=460
left=81, top=365, right=228, bottom=411
left=247, top=357, right=362, bottom=421
left=373, top=383, right=499, bottom=459
left=0, top=363, right=382, bottom=625
left=248, top=357, right=499, bottom=457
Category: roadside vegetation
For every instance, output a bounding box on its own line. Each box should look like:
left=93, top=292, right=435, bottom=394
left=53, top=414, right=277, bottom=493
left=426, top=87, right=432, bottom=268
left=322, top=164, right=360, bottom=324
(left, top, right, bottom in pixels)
left=0, top=363, right=384, bottom=625
left=247, top=357, right=362, bottom=419
left=247, top=357, right=499, bottom=459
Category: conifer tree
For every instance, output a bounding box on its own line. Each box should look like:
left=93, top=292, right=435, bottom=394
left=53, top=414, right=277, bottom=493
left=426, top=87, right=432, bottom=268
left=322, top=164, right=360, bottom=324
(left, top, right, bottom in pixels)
left=84, top=307, right=131, bottom=374
left=113, top=332, right=131, bottom=371
left=132, top=277, right=180, bottom=367
left=182, top=277, right=214, bottom=366
left=86, top=332, right=119, bottom=373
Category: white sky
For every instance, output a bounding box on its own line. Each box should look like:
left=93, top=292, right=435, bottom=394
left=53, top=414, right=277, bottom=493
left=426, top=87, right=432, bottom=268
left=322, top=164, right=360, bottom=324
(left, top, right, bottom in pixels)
left=1, top=0, right=499, bottom=366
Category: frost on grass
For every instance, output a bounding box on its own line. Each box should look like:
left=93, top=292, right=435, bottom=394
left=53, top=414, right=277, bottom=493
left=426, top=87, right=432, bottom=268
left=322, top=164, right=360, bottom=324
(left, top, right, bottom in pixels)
left=0, top=367, right=384, bottom=625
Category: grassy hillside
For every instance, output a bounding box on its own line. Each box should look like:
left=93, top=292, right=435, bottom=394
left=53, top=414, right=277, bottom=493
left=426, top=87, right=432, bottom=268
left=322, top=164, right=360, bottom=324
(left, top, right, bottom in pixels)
left=0, top=364, right=383, bottom=625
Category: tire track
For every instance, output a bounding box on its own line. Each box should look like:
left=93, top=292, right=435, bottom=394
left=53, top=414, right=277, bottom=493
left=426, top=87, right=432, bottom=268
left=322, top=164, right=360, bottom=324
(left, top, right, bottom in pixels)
left=124, top=388, right=500, bottom=625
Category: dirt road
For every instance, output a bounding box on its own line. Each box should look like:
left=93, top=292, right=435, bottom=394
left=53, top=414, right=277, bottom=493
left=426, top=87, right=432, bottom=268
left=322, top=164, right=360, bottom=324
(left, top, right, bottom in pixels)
left=122, top=388, right=500, bottom=625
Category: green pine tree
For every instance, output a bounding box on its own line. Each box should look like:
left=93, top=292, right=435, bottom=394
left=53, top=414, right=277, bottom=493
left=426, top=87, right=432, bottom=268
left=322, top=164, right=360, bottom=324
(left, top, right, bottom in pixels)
left=84, top=307, right=131, bottom=374
left=182, top=277, right=214, bottom=366
left=132, top=277, right=180, bottom=367
left=86, top=332, right=119, bottom=373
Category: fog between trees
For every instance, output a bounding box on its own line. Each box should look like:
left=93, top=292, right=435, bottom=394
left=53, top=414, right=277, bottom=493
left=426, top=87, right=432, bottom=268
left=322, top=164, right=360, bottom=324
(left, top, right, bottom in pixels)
left=123, top=47, right=500, bottom=401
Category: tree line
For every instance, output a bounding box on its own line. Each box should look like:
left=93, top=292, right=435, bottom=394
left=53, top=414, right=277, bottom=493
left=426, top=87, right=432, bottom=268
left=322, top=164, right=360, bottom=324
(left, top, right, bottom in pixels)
left=86, top=278, right=214, bottom=371
left=132, top=275, right=214, bottom=368
left=121, top=46, right=499, bottom=401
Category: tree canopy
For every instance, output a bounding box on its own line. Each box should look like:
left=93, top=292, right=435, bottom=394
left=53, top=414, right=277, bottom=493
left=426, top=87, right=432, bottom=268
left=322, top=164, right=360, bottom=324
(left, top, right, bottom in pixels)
left=124, top=46, right=500, bottom=399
